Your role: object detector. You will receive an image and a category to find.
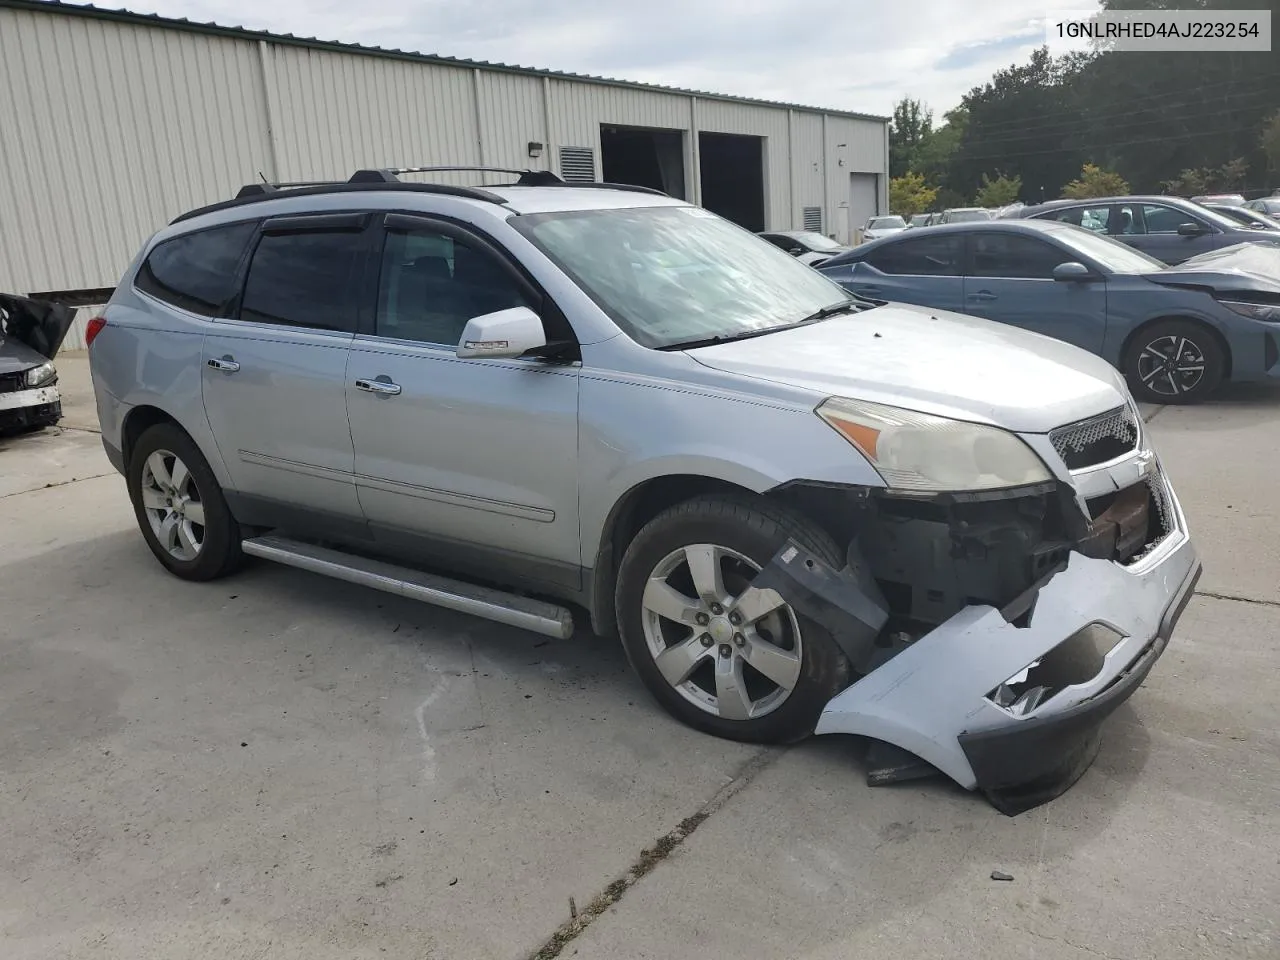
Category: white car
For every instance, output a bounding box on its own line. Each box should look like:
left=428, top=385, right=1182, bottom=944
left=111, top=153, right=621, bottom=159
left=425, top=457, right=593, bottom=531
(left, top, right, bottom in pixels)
left=861, top=215, right=908, bottom=242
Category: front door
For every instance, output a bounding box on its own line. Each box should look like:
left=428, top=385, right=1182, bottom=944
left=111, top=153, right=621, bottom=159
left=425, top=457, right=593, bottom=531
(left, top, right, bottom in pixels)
left=345, top=213, right=582, bottom=592
left=202, top=213, right=371, bottom=531
left=962, top=230, right=1108, bottom=354
left=1115, top=202, right=1214, bottom=265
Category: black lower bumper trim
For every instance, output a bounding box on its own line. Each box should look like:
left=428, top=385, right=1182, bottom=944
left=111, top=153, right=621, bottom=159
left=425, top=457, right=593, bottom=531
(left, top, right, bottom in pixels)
left=959, top=556, right=1202, bottom=815
left=0, top=400, right=61, bottom=433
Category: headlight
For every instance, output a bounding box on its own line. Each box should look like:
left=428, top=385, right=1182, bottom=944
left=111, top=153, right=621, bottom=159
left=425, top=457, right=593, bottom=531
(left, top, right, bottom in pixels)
left=1219, top=300, right=1280, bottom=323
left=26, top=362, right=57, bottom=388
left=816, top=397, right=1052, bottom=491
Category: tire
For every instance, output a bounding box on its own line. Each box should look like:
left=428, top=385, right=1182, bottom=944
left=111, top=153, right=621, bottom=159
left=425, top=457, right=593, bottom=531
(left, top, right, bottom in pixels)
left=615, top=494, right=850, bottom=745
left=127, top=422, right=244, bottom=581
left=1123, top=319, right=1225, bottom=405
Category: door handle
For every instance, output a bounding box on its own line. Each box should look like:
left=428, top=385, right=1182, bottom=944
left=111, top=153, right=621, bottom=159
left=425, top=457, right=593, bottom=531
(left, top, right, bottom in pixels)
left=967, top=291, right=997, bottom=301
left=355, top=377, right=402, bottom=396
left=206, top=356, right=240, bottom=373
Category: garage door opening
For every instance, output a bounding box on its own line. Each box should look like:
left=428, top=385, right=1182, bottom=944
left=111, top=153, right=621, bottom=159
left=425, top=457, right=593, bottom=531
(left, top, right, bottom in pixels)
left=698, top=132, right=765, bottom=232
left=600, top=125, right=686, bottom=199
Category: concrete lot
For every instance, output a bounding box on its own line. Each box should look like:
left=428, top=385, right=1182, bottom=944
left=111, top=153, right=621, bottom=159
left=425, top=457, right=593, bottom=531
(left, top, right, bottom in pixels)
left=1, top=357, right=1277, bottom=960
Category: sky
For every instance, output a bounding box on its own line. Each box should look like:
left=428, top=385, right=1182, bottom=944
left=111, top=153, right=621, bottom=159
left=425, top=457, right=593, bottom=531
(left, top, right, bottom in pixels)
left=122, top=0, right=1092, bottom=120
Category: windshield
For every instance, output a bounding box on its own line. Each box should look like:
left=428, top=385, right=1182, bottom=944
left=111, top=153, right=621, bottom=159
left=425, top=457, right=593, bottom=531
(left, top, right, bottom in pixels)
left=515, top=206, right=859, bottom=348
left=793, top=231, right=846, bottom=251
left=1054, top=224, right=1166, bottom=273
left=868, top=216, right=907, bottom=229
left=946, top=209, right=991, bottom=223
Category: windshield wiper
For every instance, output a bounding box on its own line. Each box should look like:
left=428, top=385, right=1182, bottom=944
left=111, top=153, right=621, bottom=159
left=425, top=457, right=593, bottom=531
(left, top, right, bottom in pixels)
left=792, top=298, right=866, bottom=325
left=658, top=299, right=867, bottom=352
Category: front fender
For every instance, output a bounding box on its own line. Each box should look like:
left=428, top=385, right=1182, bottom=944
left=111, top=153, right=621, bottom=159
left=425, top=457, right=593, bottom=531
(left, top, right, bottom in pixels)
left=577, top=372, right=883, bottom=582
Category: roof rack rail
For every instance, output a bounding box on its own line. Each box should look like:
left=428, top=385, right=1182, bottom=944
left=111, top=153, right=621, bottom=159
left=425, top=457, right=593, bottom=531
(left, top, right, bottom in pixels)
left=350, top=166, right=566, bottom=186
left=177, top=166, right=670, bottom=225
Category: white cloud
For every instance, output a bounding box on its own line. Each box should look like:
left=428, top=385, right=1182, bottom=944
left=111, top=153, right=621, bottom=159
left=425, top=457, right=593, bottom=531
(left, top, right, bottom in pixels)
left=126, top=0, right=1094, bottom=119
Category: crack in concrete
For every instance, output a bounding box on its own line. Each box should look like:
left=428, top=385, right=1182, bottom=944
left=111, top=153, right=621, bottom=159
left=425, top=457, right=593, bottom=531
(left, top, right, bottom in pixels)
left=1197, top=589, right=1280, bottom=608
left=527, top=747, right=780, bottom=960
left=1143, top=405, right=1169, bottom=424
left=0, top=472, right=114, bottom=500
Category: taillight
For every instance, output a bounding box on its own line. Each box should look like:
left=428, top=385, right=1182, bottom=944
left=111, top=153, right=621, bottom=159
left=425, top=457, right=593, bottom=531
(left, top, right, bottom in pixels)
left=85, top=316, right=107, bottom=347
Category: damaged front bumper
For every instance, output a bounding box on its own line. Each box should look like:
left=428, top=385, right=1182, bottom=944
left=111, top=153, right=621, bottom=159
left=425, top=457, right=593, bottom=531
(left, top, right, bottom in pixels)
left=784, top=439, right=1200, bottom=811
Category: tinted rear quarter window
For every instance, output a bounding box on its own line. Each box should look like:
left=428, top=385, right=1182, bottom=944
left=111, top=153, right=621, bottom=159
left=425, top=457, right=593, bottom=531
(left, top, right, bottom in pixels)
left=238, top=230, right=365, bottom=332
left=865, top=235, right=962, bottom=275
left=135, top=221, right=257, bottom=316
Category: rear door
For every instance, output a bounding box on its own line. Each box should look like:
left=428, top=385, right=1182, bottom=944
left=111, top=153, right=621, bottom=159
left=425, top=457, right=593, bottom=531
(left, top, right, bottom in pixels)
left=344, top=212, right=582, bottom=592
left=830, top=233, right=965, bottom=312
left=201, top=212, right=372, bottom=533
left=961, top=231, right=1107, bottom=354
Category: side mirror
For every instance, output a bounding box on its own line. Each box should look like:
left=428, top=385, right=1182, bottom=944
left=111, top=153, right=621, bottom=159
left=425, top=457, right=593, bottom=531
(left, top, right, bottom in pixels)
left=1052, top=261, right=1094, bottom=281
left=1177, top=221, right=1206, bottom=236
left=456, top=306, right=546, bottom=360
left=789, top=246, right=804, bottom=255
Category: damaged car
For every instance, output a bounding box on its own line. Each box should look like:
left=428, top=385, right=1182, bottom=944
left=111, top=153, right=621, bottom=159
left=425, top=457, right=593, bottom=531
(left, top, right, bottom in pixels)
left=89, top=167, right=1201, bottom=813
left=0, top=293, right=75, bottom=433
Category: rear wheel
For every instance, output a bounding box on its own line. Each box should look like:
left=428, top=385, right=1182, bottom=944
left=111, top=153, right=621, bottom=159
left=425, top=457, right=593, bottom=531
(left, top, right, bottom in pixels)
left=1123, top=319, right=1224, bottom=404
left=127, top=423, right=244, bottom=581
left=615, top=495, right=850, bottom=744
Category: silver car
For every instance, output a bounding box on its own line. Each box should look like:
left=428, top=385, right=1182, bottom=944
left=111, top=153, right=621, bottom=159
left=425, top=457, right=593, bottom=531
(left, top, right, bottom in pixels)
left=88, top=167, right=1201, bottom=812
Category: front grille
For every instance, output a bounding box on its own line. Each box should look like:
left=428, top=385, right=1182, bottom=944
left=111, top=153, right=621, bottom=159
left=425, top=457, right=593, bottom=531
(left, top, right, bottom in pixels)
left=0, top=371, right=25, bottom=394
left=1050, top=405, right=1140, bottom=470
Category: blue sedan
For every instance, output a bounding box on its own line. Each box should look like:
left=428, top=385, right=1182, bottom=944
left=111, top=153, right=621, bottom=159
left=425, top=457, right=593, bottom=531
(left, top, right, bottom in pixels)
left=816, top=220, right=1280, bottom=404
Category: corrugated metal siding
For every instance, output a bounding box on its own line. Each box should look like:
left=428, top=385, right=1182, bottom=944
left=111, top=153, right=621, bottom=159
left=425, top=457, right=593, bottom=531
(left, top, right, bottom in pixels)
left=0, top=4, right=887, bottom=294
left=267, top=45, right=481, bottom=187
left=789, top=113, right=825, bottom=229
left=0, top=7, right=273, bottom=293
left=476, top=72, right=550, bottom=176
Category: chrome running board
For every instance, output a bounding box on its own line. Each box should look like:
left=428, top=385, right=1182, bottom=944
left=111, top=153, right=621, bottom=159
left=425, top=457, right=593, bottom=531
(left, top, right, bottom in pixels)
left=241, top=534, right=575, bottom=639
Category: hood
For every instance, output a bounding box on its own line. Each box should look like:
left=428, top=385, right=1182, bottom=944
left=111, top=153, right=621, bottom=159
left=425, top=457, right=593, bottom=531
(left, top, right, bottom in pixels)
left=0, top=294, right=76, bottom=366
left=0, top=334, right=49, bottom=374
left=689, top=303, right=1127, bottom=433
left=1146, top=241, right=1280, bottom=296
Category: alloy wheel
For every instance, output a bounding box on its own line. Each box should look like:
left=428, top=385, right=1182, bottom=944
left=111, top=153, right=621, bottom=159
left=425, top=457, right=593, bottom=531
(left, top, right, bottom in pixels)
left=139, top=449, right=206, bottom=561
left=1135, top=334, right=1206, bottom=398
left=640, top=543, right=803, bottom=721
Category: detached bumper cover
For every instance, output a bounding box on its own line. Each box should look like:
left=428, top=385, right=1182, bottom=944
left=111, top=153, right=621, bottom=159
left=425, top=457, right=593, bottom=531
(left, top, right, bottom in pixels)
left=813, top=456, right=1199, bottom=800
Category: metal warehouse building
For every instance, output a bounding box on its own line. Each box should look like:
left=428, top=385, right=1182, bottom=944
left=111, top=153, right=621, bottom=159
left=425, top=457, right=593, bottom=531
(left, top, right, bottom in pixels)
left=0, top=0, right=888, bottom=304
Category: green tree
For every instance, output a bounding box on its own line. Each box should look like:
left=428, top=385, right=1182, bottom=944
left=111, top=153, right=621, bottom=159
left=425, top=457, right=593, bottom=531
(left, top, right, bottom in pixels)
left=975, top=172, right=1023, bottom=207
left=889, top=98, right=933, bottom=178
left=916, top=107, right=966, bottom=188
left=1062, top=163, right=1130, bottom=199
left=889, top=172, right=937, bottom=217
left=1163, top=158, right=1249, bottom=196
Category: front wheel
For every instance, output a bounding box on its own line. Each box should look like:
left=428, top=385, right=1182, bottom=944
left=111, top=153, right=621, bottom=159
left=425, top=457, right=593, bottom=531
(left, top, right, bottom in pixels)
left=615, top=495, right=851, bottom=745
left=1123, top=319, right=1224, bottom=404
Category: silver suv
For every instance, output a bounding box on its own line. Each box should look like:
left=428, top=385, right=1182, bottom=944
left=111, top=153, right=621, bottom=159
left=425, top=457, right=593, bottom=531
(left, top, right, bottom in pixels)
left=89, top=167, right=1201, bottom=811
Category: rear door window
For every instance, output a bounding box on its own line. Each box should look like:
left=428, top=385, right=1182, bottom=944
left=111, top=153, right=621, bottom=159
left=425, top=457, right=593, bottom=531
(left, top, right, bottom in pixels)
left=864, top=235, right=963, bottom=275
left=1041, top=204, right=1113, bottom=233
left=238, top=229, right=366, bottom=333
left=135, top=221, right=257, bottom=316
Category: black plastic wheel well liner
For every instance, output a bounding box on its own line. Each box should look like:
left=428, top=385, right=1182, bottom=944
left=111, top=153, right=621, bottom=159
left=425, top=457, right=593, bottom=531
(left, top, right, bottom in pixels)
left=1119, top=315, right=1232, bottom=381
left=589, top=474, right=757, bottom=636
left=121, top=405, right=184, bottom=467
